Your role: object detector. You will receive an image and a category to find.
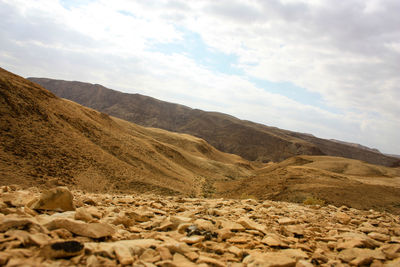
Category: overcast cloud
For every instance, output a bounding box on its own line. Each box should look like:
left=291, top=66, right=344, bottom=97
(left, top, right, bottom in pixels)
left=1, top=0, right=399, bottom=154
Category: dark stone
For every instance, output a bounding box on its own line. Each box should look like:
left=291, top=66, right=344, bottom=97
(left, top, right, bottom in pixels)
left=51, top=241, right=84, bottom=253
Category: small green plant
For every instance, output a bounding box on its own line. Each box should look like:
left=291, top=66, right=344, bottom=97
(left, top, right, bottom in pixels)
left=303, top=196, right=325, bottom=206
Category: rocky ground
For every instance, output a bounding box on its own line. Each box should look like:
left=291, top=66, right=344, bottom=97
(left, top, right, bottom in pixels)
left=0, top=186, right=400, bottom=266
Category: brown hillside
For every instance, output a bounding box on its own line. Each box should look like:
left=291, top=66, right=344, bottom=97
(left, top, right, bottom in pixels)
left=28, top=77, right=400, bottom=167
left=217, top=155, right=400, bottom=214
left=0, top=68, right=253, bottom=196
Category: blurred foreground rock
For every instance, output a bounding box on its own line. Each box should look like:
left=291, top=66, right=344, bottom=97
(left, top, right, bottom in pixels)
left=0, top=186, right=399, bottom=266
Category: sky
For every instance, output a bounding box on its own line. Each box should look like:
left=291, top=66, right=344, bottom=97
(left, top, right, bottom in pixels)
left=1, top=0, right=399, bottom=154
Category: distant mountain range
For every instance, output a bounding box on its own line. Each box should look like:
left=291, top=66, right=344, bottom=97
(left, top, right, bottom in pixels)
left=28, top=77, right=400, bottom=167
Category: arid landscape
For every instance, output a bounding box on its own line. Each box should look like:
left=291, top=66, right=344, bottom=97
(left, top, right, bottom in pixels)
left=27, top=78, right=400, bottom=167
left=1, top=67, right=400, bottom=266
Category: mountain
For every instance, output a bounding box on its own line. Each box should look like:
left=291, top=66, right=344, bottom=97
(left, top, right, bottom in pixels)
left=28, top=77, right=400, bottom=167
left=0, top=68, right=253, bottom=196
left=2, top=69, right=400, bottom=213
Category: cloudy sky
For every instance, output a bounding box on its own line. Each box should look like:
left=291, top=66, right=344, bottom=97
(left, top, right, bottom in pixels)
left=1, top=0, right=399, bottom=154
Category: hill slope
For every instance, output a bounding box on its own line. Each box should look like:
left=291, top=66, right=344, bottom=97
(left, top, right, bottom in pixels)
left=28, top=77, right=400, bottom=167
left=0, top=68, right=253, bottom=196
left=217, top=155, right=400, bottom=214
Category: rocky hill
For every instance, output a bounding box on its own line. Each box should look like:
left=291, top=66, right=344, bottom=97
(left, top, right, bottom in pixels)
left=218, top=155, right=400, bottom=214
left=0, top=68, right=253, bottom=197
left=28, top=77, right=400, bottom=167
left=0, top=186, right=399, bottom=266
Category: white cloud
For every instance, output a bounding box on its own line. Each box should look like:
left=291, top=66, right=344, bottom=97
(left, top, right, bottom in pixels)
left=0, top=0, right=399, bottom=154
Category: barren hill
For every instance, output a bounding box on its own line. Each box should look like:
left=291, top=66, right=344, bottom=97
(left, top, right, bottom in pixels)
left=218, top=155, right=400, bottom=214
left=0, top=68, right=253, bottom=196
left=28, top=77, right=400, bottom=167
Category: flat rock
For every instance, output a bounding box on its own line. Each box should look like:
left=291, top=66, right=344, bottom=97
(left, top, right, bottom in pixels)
left=45, top=218, right=115, bottom=238
left=28, top=187, right=75, bottom=212
left=40, top=240, right=84, bottom=259
left=243, top=252, right=297, bottom=267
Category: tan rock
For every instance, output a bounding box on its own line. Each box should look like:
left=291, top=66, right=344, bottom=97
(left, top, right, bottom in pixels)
left=194, top=219, right=214, bottom=231
left=140, top=248, right=160, bottom=263
left=113, top=244, right=133, bottom=265
left=284, top=225, right=305, bottom=237
left=295, top=260, right=314, bottom=267
left=218, top=219, right=245, bottom=232
left=40, top=240, right=84, bottom=259
left=384, top=258, right=400, bottom=267
left=157, top=218, right=175, bottom=231
left=338, top=248, right=385, bottom=264
left=243, top=252, right=297, bottom=267
left=228, top=245, right=242, bottom=257
left=237, top=217, right=266, bottom=234
left=381, top=244, right=400, bottom=260
left=0, top=216, right=43, bottom=232
left=180, top=235, right=205, bottom=244
left=368, top=232, right=390, bottom=242
left=28, top=187, right=75, bottom=211
left=29, top=233, right=52, bottom=246
left=126, top=208, right=154, bottom=222
left=45, top=218, right=115, bottom=238
left=157, top=246, right=173, bottom=261
left=74, top=207, right=94, bottom=222
left=2, top=191, right=36, bottom=207
left=262, top=234, right=289, bottom=248
left=172, top=253, right=197, bottom=267
left=278, top=217, right=296, bottom=225
left=335, top=212, right=351, bottom=225
left=197, top=255, right=225, bottom=267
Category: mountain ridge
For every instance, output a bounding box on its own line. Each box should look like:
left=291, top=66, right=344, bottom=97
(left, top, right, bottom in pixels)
left=1, top=68, right=253, bottom=197
left=28, top=77, right=400, bottom=167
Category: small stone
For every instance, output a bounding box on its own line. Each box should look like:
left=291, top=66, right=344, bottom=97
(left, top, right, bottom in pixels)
left=218, top=220, right=245, bottom=232
left=237, top=217, right=266, bottom=234
left=180, top=235, right=205, bottom=244
left=2, top=191, right=36, bottom=207
left=368, top=232, right=390, bottom=242
left=157, top=246, right=173, bottom=261
left=227, top=245, right=242, bottom=257
left=173, top=253, right=197, bottom=267
left=295, top=260, right=314, bottom=267
left=40, top=240, right=84, bottom=259
left=29, top=233, right=51, bottom=246
left=28, top=187, right=75, bottom=211
left=74, top=207, right=94, bottom=222
left=335, top=212, right=351, bottom=225
left=338, top=248, right=385, bottom=264
left=197, top=255, right=225, bottom=267
left=140, top=248, right=161, bottom=263
left=126, top=208, right=154, bottom=222
left=113, top=244, right=133, bottom=265
left=45, top=218, right=115, bottom=238
left=278, top=217, right=296, bottom=225
left=243, top=252, right=297, bottom=267
left=194, top=219, right=214, bottom=231
left=262, top=235, right=289, bottom=248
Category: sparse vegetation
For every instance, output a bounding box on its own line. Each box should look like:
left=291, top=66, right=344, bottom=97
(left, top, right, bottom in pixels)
left=303, top=196, right=326, bottom=206
left=240, top=192, right=257, bottom=200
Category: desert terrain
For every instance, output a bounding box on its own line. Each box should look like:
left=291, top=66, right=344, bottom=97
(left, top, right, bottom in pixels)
left=28, top=78, right=400, bottom=167
left=1, top=68, right=400, bottom=265
left=1, top=186, right=400, bottom=266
